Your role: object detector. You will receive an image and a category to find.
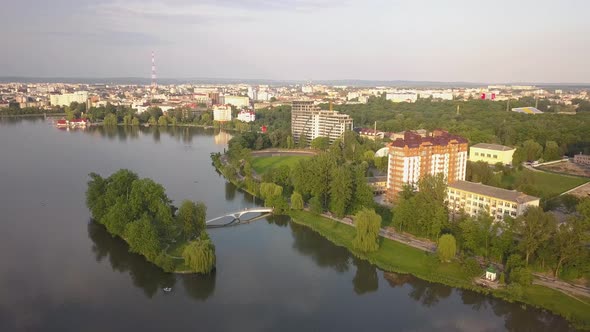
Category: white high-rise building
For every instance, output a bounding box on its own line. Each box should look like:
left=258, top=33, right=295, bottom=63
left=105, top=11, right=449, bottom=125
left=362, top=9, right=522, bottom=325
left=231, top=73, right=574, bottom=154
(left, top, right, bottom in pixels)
left=386, top=92, right=418, bottom=103
left=222, top=95, right=250, bottom=108
left=237, top=110, right=256, bottom=122
left=291, top=101, right=353, bottom=144
left=213, top=105, right=232, bottom=122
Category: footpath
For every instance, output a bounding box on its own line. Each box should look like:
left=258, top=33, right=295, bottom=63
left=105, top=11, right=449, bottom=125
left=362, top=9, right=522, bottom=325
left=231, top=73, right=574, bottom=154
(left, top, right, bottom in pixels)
left=315, top=209, right=590, bottom=301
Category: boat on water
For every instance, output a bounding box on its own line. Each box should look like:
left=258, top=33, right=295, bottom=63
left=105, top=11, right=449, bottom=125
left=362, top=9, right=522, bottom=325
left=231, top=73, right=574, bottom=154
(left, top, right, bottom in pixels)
left=163, top=287, right=172, bottom=292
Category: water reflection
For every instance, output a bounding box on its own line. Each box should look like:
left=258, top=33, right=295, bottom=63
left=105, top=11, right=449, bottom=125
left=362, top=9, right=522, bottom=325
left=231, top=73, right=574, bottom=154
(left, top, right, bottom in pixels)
left=352, top=258, right=379, bottom=295
left=88, top=222, right=175, bottom=298
left=87, top=222, right=217, bottom=301
left=289, top=222, right=351, bottom=273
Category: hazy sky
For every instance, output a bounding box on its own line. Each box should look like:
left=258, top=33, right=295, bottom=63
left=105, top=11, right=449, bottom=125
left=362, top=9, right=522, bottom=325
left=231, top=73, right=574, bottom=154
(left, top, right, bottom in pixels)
left=1, top=0, right=589, bottom=82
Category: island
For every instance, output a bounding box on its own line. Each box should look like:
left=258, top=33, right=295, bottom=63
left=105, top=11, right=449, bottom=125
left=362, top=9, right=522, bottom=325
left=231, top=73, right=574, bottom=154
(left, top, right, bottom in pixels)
left=86, top=169, right=215, bottom=274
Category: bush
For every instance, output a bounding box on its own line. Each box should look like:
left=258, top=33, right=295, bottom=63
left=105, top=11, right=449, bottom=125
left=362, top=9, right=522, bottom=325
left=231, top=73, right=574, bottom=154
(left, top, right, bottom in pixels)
left=462, top=257, right=482, bottom=277
left=309, top=196, right=323, bottom=214
left=437, top=234, right=457, bottom=262
left=510, top=267, right=533, bottom=286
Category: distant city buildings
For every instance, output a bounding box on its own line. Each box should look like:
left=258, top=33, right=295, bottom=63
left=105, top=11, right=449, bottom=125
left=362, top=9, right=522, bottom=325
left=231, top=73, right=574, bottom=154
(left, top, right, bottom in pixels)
left=213, top=105, right=232, bottom=122
left=291, top=101, right=353, bottom=144
left=386, top=92, right=418, bottom=103
left=222, top=95, right=249, bottom=108
left=386, top=130, right=468, bottom=201
left=49, top=91, right=88, bottom=107
left=469, top=143, right=515, bottom=166
left=447, top=180, right=540, bottom=222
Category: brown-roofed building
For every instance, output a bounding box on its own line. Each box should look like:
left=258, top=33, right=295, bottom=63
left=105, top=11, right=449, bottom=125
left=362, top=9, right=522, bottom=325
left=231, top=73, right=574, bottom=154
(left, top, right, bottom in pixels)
left=447, top=180, right=540, bottom=222
left=386, top=130, right=468, bottom=201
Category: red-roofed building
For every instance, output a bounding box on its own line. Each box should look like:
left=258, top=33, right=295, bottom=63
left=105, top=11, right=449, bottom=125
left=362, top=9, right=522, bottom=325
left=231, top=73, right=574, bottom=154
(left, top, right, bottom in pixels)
left=386, top=130, right=468, bottom=201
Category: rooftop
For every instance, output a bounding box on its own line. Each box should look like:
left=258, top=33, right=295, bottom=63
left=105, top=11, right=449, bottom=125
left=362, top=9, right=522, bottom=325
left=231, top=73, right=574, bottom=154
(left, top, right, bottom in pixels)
left=390, top=130, right=468, bottom=149
left=471, top=143, right=515, bottom=152
left=449, top=180, right=539, bottom=204
left=512, top=107, right=543, bottom=114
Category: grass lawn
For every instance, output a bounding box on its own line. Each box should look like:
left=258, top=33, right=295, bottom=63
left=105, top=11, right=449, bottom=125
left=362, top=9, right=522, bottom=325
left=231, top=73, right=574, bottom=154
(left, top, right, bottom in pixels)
left=288, top=210, right=590, bottom=330
left=251, top=155, right=310, bottom=175
left=501, top=169, right=588, bottom=199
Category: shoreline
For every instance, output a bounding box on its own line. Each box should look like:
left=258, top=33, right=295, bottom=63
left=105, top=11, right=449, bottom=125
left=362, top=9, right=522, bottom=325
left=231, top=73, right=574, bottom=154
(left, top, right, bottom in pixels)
left=211, top=153, right=590, bottom=330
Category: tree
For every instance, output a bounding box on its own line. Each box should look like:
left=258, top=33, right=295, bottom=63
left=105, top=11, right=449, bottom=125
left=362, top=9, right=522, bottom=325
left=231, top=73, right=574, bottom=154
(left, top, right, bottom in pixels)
left=352, top=208, right=381, bottom=252
left=290, top=192, right=304, bottom=210
left=553, top=218, right=590, bottom=277
left=148, top=116, right=157, bottom=126
left=131, top=117, right=140, bottom=126
left=158, top=115, right=168, bottom=126
left=329, top=166, right=353, bottom=217
left=516, top=207, right=556, bottom=266
left=123, top=114, right=132, bottom=126
left=311, top=137, right=330, bottom=151
left=437, top=234, right=457, bottom=262
left=521, top=139, right=543, bottom=162
left=286, top=135, right=295, bottom=149
left=182, top=233, right=216, bottom=274
left=510, top=267, right=533, bottom=286
left=103, top=113, right=118, bottom=126
left=309, top=196, right=323, bottom=214
left=124, top=216, right=162, bottom=262
left=543, top=140, right=561, bottom=161
left=178, top=200, right=207, bottom=240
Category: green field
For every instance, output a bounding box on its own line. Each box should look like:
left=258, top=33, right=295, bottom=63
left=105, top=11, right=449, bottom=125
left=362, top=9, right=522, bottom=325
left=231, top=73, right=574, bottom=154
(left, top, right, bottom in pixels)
left=288, top=210, right=590, bottom=329
left=251, top=155, right=310, bottom=174
left=501, top=169, right=588, bottom=199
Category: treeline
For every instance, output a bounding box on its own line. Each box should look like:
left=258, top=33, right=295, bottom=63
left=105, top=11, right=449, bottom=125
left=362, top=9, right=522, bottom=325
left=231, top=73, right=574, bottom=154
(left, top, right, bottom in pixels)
left=392, top=175, right=590, bottom=286
left=86, top=169, right=215, bottom=274
left=0, top=105, right=65, bottom=116
left=327, top=96, right=590, bottom=155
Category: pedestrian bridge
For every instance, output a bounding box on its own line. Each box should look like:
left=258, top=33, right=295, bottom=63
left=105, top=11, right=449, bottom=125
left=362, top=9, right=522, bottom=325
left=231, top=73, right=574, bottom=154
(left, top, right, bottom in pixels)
left=206, top=208, right=274, bottom=227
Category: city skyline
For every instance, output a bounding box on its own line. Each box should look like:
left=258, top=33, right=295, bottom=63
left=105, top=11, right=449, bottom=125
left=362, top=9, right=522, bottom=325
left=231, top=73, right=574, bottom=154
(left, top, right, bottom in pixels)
left=1, top=0, right=589, bottom=83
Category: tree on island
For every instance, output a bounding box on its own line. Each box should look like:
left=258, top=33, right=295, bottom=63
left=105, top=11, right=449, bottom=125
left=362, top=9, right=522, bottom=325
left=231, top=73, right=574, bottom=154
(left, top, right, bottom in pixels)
left=352, top=208, right=381, bottom=253
left=183, top=233, right=216, bottom=274
left=177, top=200, right=207, bottom=240
left=437, top=234, right=457, bottom=262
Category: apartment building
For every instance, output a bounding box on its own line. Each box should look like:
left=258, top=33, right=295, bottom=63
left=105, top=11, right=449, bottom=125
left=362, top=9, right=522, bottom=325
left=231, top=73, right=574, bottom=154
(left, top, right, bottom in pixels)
left=469, top=143, right=515, bottom=165
left=213, top=105, right=232, bottom=122
left=222, top=95, right=249, bottom=108
left=574, top=153, right=590, bottom=166
left=447, top=180, right=540, bottom=222
left=291, top=101, right=353, bottom=144
left=386, top=130, right=468, bottom=201
left=49, top=91, right=88, bottom=107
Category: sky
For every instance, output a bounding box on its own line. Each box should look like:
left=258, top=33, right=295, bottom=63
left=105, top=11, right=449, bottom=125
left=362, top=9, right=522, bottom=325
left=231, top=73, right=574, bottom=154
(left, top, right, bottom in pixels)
left=0, top=0, right=589, bottom=83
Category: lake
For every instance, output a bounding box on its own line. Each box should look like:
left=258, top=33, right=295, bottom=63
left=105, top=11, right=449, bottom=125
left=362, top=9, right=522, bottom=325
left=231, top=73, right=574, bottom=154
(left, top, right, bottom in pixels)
left=0, top=117, right=576, bottom=331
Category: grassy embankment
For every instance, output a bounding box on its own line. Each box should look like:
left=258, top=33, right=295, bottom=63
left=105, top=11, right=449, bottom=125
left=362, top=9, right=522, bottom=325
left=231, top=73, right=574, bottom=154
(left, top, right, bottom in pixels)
left=289, top=210, right=590, bottom=330
left=251, top=155, right=311, bottom=174
left=501, top=168, right=588, bottom=199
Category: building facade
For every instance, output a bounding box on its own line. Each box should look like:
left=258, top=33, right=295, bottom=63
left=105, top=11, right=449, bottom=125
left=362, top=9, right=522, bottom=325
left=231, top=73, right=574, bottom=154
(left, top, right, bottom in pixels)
left=49, top=91, right=88, bottom=107
left=291, top=101, right=353, bottom=144
left=213, top=105, right=232, bottom=122
left=386, top=130, right=468, bottom=201
left=222, top=95, right=250, bottom=108
left=447, top=180, right=540, bottom=222
left=469, top=143, right=515, bottom=165
left=237, top=110, right=256, bottom=122
left=574, top=153, right=590, bottom=166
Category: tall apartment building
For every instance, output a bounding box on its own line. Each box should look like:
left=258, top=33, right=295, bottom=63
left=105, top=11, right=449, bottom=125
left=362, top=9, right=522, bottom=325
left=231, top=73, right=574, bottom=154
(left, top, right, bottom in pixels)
left=386, top=130, right=468, bottom=201
left=291, top=101, right=353, bottom=144
left=49, top=91, right=88, bottom=107
left=213, top=105, right=232, bottom=122
left=447, top=181, right=540, bottom=222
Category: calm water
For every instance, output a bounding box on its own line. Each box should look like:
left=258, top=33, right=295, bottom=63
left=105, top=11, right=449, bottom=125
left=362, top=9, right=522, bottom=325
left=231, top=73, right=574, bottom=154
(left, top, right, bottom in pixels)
left=0, top=117, right=575, bottom=331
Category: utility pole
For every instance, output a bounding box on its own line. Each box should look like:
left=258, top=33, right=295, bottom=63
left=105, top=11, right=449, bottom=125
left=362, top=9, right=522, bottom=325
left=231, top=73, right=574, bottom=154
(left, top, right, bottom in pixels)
left=456, top=104, right=460, bottom=115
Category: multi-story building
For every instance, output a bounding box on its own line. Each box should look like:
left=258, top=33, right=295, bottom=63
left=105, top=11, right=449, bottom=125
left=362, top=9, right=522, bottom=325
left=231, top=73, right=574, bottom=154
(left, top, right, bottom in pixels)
left=469, top=143, right=515, bottom=166
left=213, top=105, right=232, bottom=122
left=447, top=180, right=540, bottom=222
left=386, top=92, right=418, bottom=103
left=222, top=95, right=249, bottom=108
left=49, top=91, right=88, bottom=107
left=574, top=153, right=590, bottom=166
left=386, top=130, right=468, bottom=201
left=237, top=109, right=255, bottom=122
left=291, top=101, right=353, bottom=144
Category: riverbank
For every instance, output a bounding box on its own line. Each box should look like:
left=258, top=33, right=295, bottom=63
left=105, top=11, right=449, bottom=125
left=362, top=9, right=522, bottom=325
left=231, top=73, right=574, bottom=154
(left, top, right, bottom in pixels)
left=211, top=153, right=590, bottom=330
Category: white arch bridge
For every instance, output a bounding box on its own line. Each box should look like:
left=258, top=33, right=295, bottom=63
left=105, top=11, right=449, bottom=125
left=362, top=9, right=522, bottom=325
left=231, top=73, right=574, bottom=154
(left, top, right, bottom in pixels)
left=206, top=208, right=274, bottom=228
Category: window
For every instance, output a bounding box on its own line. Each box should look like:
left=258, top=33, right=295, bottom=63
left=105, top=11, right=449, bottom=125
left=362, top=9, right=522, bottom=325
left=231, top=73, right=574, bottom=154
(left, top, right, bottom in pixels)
left=475, top=152, right=479, bottom=156
left=493, top=155, right=498, bottom=159
left=487, top=154, right=492, bottom=158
